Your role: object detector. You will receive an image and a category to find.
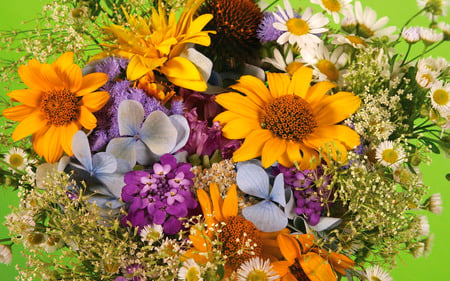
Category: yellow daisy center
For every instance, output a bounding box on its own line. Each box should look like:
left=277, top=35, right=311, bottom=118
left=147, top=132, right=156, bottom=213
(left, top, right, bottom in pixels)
left=286, top=62, right=305, bottom=76
left=286, top=18, right=310, bottom=36
left=317, top=59, right=339, bottom=81
left=247, top=270, right=270, bottom=281
left=357, top=24, right=374, bottom=38
left=8, top=153, right=24, bottom=168
left=381, top=149, right=399, bottom=164
left=421, top=73, right=433, bottom=84
left=370, top=277, right=382, bottom=281
left=186, top=266, right=200, bottom=281
left=261, top=95, right=317, bottom=142
left=322, top=0, right=341, bottom=12
left=345, top=35, right=367, bottom=46
left=433, top=89, right=449, bottom=105
left=40, top=89, right=79, bottom=126
left=218, top=216, right=262, bottom=269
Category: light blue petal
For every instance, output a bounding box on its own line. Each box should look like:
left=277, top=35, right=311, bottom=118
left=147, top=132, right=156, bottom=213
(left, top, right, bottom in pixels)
left=72, top=131, right=93, bottom=172
left=106, top=137, right=137, bottom=168
left=235, top=159, right=262, bottom=169
left=36, top=163, right=59, bottom=189
left=168, top=115, right=190, bottom=153
left=88, top=183, right=115, bottom=197
left=310, top=217, right=342, bottom=232
left=96, top=172, right=126, bottom=199
left=284, top=189, right=296, bottom=219
left=57, top=156, right=71, bottom=172
left=118, top=100, right=144, bottom=136
left=136, top=140, right=159, bottom=165
left=242, top=200, right=288, bottom=232
left=116, top=159, right=133, bottom=174
left=236, top=163, right=269, bottom=199
left=140, top=110, right=177, bottom=155
left=88, top=196, right=122, bottom=210
left=92, top=152, right=117, bottom=174
left=269, top=173, right=286, bottom=207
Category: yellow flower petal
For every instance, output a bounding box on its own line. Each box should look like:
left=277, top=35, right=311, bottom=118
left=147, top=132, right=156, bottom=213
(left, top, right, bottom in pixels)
left=286, top=141, right=302, bottom=166
left=261, top=137, right=287, bottom=168
left=61, top=122, right=80, bottom=156
left=231, top=75, right=272, bottom=107
left=289, top=66, right=313, bottom=99
left=215, top=92, right=261, bottom=119
left=18, top=59, right=51, bottom=91
left=221, top=118, right=260, bottom=139
left=77, top=72, right=109, bottom=96
left=233, top=129, right=273, bottom=163
left=2, top=105, right=35, bottom=121
left=310, top=125, right=360, bottom=149
left=44, top=126, right=64, bottom=163
left=11, top=111, right=47, bottom=141
left=222, top=184, right=238, bottom=218
left=298, top=144, right=320, bottom=170
left=81, top=91, right=110, bottom=112
left=304, top=80, right=337, bottom=107
left=7, top=89, right=42, bottom=107
left=267, top=72, right=290, bottom=99
left=210, top=182, right=224, bottom=222
left=160, top=56, right=207, bottom=91
left=314, top=92, right=361, bottom=126
left=78, top=106, right=97, bottom=130
left=197, top=188, right=213, bottom=222
left=214, top=111, right=241, bottom=125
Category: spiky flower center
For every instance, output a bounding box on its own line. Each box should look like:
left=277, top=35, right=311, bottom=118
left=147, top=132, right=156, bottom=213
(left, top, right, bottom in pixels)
left=247, top=270, right=270, bottom=281
left=345, top=35, right=367, bottom=46
left=8, top=153, right=24, bottom=168
left=381, top=149, right=399, bottom=164
left=322, top=0, right=342, bottom=12
left=218, top=216, right=262, bottom=269
left=286, top=18, right=310, bottom=36
left=40, top=89, right=79, bottom=126
left=317, top=59, right=339, bottom=81
left=286, top=62, right=304, bottom=76
left=262, top=95, right=317, bottom=142
left=433, top=89, right=449, bottom=105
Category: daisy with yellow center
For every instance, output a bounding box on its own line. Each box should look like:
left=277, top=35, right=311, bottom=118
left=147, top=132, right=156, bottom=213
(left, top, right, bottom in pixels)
left=98, top=0, right=214, bottom=91
left=429, top=81, right=450, bottom=112
left=178, top=259, right=203, bottom=281
left=375, top=141, right=405, bottom=169
left=236, top=257, right=279, bottom=281
left=214, top=67, right=361, bottom=169
left=310, top=0, right=353, bottom=23
left=350, top=1, right=396, bottom=41
left=273, top=0, right=329, bottom=49
left=331, top=33, right=368, bottom=48
left=300, top=42, right=347, bottom=83
left=262, top=46, right=304, bottom=76
left=364, top=265, right=393, bottom=281
left=3, top=147, right=28, bottom=170
left=2, top=52, right=109, bottom=163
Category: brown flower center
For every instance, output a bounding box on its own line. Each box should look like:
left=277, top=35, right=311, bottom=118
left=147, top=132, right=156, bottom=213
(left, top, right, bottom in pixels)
left=289, top=260, right=311, bottom=281
left=261, top=95, right=317, bottom=142
left=218, top=216, right=262, bottom=270
left=40, top=89, right=79, bottom=126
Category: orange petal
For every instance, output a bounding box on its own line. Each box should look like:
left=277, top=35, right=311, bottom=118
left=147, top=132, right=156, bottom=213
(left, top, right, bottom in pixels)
left=314, top=92, right=361, bottom=126
left=231, top=75, right=272, bottom=107
left=271, top=260, right=293, bottom=278
left=298, top=144, right=320, bottom=170
left=304, top=81, right=336, bottom=107
left=292, top=233, right=315, bottom=253
left=215, top=92, right=262, bottom=119
left=197, top=188, right=213, bottom=219
left=61, top=122, right=80, bottom=156
left=183, top=248, right=210, bottom=264
left=277, top=233, right=301, bottom=263
left=78, top=106, right=97, bottom=130
left=261, top=137, right=287, bottom=168
left=77, top=72, right=109, bottom=96
left=267, top=72, right=290, bottom=99
left=126, top=55, right=154, bottom=81
left=18, top=59, right=52, bottom=91
left=299, top=253, right=336, bottom=281
left=324, top=252, right=355, bottom=275
left=214, top=111, right=241, bottom=125
left=63, top=64, right=83, bottom=93
left=310, top=125, right=360, bottom=149
left=209, top=182, right=224, bottom=222
left=52, top=52, right=74, bottom=77
left=289, top=66, right=313, bottom=99
left=43, top=126, right=64, bottom=163
left=222, top=184, right=238, bottom=218
left=286, top=141, right=302, bottom=166
left=7, top=89, right=42, bottom=107
left=221, top=118, right=259, bottom=140
left=32, top=127, right=50, bottom=160
left=81, top=91, right=110, bottom=112
left=2, top=105, right=35, bottom=122
left=11, top=111, right=47, bottom=141
left=232, top=129, right=272, bottom=163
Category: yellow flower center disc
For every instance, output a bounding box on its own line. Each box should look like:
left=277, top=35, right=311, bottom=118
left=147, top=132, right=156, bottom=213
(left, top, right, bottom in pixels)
left=381, top=149, right=399, bottom=164
left=262, top=95, right=317, bottom=142
left=317, top=59, right=339, bottom=81
left=322, top=0, right=341, bottom=12
left=247, top=270, right=270, bottom=281
left=345, top=35, right=367, bottom=46
left=186, top=267, right=200, bottom=281
left=8, top=153, right=24, bottom=168
left=40, top=89, right=79, bottom=126
left=286, top=18, right=310, bottom=36
left=433, top=89, right=449, bottom=105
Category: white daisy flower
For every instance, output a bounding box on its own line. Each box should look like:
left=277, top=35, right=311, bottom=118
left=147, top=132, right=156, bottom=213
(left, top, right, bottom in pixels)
left=300, top=42, right=347, bottom=82
left=365, top=265, right=393, bottom=281
left=415, top=68, right=439, bottom=89
left=4, top=147, right=28, bottom=170
left=331, top=33, right=368, bottom=48
left=310, top=0, right=353, bottom=23
left=429, top=80, right=450, bottom=112
left=273, top=0, right=329, bottom=49
left=438, top=21, right=450, bottom=39
left=402, top=26, right=421, bottom=43
left=351, top=1, right=397, bottom=41
left=0, top=244, right=12, bottom=265
left=140, top=224, right=163, bottom=243
left=375, top=141, right=405, bottom=169
left=341, top=15, right=357, bottom=33
left=428, top=193, right=443, bottom=215
left=419, top=27, right=444, bottom=44
left=262, top=45, right=304, bottom=75
left=417, top=0, right=449, bottom=20
left=418, top=215, right=430, bottom=236
left=411, top=242, right=425, bottom=258
left=236, top=257, right=279, bottom=281
left=178, top=259, right=203, bottom=281
left=418, top=56, right=449, bottom=74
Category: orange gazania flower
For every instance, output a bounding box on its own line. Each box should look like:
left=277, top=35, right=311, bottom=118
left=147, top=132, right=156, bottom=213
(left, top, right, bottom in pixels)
left=272, top=233, right=354, bottom=281
left=214, top=67, right=361, bottom=169
left=98, top=0, right=214, bottom=91
left=2, top=52, right=109, bottom=163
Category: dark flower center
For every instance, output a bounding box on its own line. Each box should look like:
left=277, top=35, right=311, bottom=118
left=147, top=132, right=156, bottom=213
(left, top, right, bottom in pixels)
left=261, top=95, right=317, bottom=142
left=289, top=260, right=311, bottom=281
left=40, top=89, right=79, bottom=126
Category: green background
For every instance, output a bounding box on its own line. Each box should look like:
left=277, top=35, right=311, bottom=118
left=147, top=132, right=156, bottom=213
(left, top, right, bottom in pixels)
left=0, top=0, right=448, bottom=280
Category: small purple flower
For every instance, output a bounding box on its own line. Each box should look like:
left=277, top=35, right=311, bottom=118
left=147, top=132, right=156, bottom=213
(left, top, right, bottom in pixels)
left=121, top=154, right=198, bottom=235
left=95, top=56, right=129, bottom=82
left=257, top=12, right=284, bottom=43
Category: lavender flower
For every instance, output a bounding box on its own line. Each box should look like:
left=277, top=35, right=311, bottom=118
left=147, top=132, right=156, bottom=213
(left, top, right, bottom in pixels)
left=95, top=56, right=129, bottom=82
left=121, top=154, right=198, bottom=235
left=257, top=12, right=284, bottom=43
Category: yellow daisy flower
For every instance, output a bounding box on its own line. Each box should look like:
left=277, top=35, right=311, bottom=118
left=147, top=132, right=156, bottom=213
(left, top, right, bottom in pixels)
left=99, top=0, right=214, bottom=91
left=214, top=67, right=361, bottom=169
left=2, top=52, right=109, bottom=163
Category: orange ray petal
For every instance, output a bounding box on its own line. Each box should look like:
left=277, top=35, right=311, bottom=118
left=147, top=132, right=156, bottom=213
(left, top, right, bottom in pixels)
left=77, top=72, right=109, bottom=97
left=214, top=111, right=241, bottom=125
left=221, top=118, right=259, bottom=140
left=292, top=233, right=315, bottom=253
left=215, top=92, right=262, bottom=119
left=321, top=252, right=355, bottom=275
left=231, top=75, right=272, bottom=106
left=299, top=253, right=336, bottom=281
left=271, top=260, right=293, bottom=278
left=18, top=59, right=53, bottom=91
left=43, top=126, right=64, bottom=163
left=289, top=66, right=313, bottom=99
left=61, top=122, right=80, bottom=156
left=7, top=89, right=42, bottom=107
left=298, top=144, right=320, bottom=170
left=261, top=137, right=287, bottom=168
left=277, top=233, right=301, bottom=263
left=313, top=92, right=361, bottom=126
left=286, top=141, right=302, bottom=166
left=32, top=127, right=50, bottom=161
left=222, top=184, right=238, bottom=218
left=197, top=188, right=213, bottom=220
left=63, top=64, right=83, bottom=93
left=51, top=52, right=74, bottom=77
left=304, top=81, right=336, bottom=107
left=11, top=111, right=47, bottom=141
left=2, top=105, right=36, bottom=122
left=267, top=72, right=290, bottom=99
left=78, top=106, right=98, bottom=130
left=209, top=182, right=224, bottom=222
left=81, top=91, right=110, bottom=112
left=310, top=125, right=360, bottom=149
left=232, top=129, right=272, bottom=163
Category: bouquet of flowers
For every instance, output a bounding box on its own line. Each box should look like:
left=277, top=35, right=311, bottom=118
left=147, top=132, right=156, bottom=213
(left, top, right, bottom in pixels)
left=0, top=0, right=448, bottom=280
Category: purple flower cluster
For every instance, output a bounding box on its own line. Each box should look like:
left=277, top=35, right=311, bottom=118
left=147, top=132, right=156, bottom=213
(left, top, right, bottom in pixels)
left=182, top=109, right=241, bottom=159
left=121, top=154, right=198, bottom=235
left=275, top=166, right=332, bottom=226
left=257, top=12, right=284, bottom=43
